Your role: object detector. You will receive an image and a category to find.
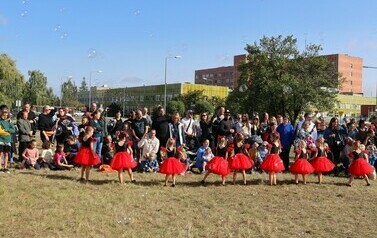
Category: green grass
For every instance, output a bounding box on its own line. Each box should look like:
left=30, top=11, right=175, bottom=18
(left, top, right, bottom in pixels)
left=0, top=169, right=375, bottom=238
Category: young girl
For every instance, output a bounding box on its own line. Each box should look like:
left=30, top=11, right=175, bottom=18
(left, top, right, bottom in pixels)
left=21, top=140, right=40, bottom=170
left=347, top=140, right=374, bottom=186
left=201, top=137, right=230, bottom=185
left=74, top=126, right=101, bottom=182
left=110, top=133, right=137, bottom=184
left=289, top=140, right=315, bottom=184
left=159, top=138, right=185, bottom=187
left=310, top=137, right=335, bottom=184
left=39, top=140, right=54, bottom=169
left=260, top=132, right=285, bottom=185
left=228, top=133, right=253, bottom=185
left=54, top=144, right=74, bottom=170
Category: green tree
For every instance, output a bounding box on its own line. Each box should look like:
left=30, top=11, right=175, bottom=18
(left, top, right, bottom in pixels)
left=79, top=77, right=89, bottom=93
left=62, top=79, right=80, bottom=107
left=0, top=54, right=26, bottom=107
left=194, top=101, right=214, bottom=115
left=174, top=90, right=204, bottom=109
left=24, top=70, right=57, bottom=106
left=229, top=35, right=341, bottom=121
left=166, top=100, right=185, bottom=116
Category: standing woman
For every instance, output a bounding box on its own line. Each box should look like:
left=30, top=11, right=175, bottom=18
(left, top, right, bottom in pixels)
left=323, top=117, right=346, bottom=169
left=168, top=112, right=185, bottom=148
left=241, top=114, right=252, bottom=140
left=199, top=112, right=214, bottom=149
left=90, top=110, right=105, bottom=163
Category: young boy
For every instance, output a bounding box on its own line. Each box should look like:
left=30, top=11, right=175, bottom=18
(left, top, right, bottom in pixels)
left=142, top=152, right=159, bottom=173
left=0, top=105, right=16, bottom=173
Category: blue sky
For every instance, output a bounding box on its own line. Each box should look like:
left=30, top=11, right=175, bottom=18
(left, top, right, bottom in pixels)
left=1, top=0, right=377, bottom=97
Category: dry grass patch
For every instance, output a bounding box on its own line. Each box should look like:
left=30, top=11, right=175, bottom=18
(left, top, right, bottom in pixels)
left=0, top=169, right=376, bottom=238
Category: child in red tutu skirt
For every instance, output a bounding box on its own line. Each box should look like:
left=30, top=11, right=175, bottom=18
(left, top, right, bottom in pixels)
left=110, top=133, right=137, bottom=184
left=260, top=132, right=285, bottom=185
left=310, top=137, right=335, bottom=184
left=74, top=126, right=101, bottom=182
left=347, top=141, right=374, bottom=186
left=159, top=138, right=185, bottom=187
left=201, top=137, right=230, bottom=185
left=290, top=140, right=314, bottom=184
left=228, top=133, right=253, bottom=185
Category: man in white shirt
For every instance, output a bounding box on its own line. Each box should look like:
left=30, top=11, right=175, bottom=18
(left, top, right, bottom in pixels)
left=138, top=129, right=160, bottom=163
left=295, top=112, right=318, bottom=142
left=181, top=109, right=197, bottom=149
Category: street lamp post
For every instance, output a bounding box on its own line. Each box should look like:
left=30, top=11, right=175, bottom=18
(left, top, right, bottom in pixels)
left=60, top=75, right=72, bottom=108
left=89, top=70, right=103, bottom=107
left=363, top=66, right=377, bottom=110
left=164, top=56, right=181, bottom=111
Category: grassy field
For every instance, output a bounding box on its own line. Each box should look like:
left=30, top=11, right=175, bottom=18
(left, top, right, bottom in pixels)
left=0, top=169, right=376, bottom=238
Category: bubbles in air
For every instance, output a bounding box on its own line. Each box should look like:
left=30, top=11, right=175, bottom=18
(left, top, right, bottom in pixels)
left=133, top=9, right=141, bottom=16
left=60, top=32, right=68, bottom=39
left=20, top=10, right=28, bottom=17
left=54, top=24, right=62, bottom=32
left=87, top=48, right=98, bottom=59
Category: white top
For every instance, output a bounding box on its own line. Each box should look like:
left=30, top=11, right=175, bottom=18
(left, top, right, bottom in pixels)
left=138, top=137, right=160, bottom=161
left=181, top=117, right=196, bottom=136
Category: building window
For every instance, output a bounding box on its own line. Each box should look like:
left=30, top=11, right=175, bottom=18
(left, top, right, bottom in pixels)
left=350, top=80, right=352, bottom=85
left=350, top=63, right=353, bottom=68
left=350, top=72, right=353, bottom=77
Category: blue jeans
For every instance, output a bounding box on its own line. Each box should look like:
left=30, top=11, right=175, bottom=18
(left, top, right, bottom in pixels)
left=92, top=136, right=103, bottom=163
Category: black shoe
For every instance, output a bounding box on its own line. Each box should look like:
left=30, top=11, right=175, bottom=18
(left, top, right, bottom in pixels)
left=131, top=180, right=136, bottom=183
left=367, top=183, right=371, bottom=186
left=3, top=168, right=10, bottom=174
left=346, top=184, right=352, bottom=187
left=200, top=180, right=205, bottom=184
left=171, top=184, right=175, bottom=187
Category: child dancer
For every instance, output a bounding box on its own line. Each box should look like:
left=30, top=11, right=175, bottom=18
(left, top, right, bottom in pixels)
left=54, top=144, right=74, bottom=170
left=74, top=126, right=101, bottom=182
left=21, top=139, right=40, bottom=170
left=110, top=133, right=137, bottom=184
left=159, top=138, right=185, bottom=187
left=201, top=137, right=230, bottom=185
left=260, top=132, right=285, bottom=185
left=228, top=133, right=253, bottom=185
left=310, top=137, right=335, bottom=184
left=347, top=140, right=374, bottom=186
left=290, top=140, right=314, bottom=184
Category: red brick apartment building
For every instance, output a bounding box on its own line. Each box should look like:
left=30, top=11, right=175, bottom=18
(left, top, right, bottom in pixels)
left=195, top=54, right=363, bottom=94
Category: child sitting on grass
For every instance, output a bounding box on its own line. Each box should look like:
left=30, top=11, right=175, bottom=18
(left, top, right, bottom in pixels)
left=21, top=140, right=40, bottom=170
left=142, top=152, right=159, bottom=173
left=54, top=144, right=74, bottom=170
left=64, top=136, right=80, bottom=165
left=39, top=140, right=54, bottom=169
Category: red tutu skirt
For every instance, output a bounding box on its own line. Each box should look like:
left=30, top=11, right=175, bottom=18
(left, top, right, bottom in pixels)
left=348, top=159, right=374, bottom=176
left=228, top=153, right=253, bottom=170
left=289, top=159, right=314, bottom=174
left=260, top=154, right=285, bottom=172
left=159, top=157, right=186, bottom=175
left=310, top=156, right=335, bottom=173
left=205, top=156, right=231, bottom=176
left=74, top=147, right=101, bottom=166
left=110, top=152, right=137, bottom=170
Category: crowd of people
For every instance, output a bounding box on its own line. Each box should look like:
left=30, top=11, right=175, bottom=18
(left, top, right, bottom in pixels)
left=0, top=102, right=376, bottom=187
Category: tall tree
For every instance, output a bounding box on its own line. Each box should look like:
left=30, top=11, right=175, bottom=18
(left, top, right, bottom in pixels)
left=174, top=90, right=205, bottom=109
left=0, top=54, right=26, bottom=107
left=79, top=77, right=88, bottom=92
left=23, top=70, right=57, bottom=106
left=62, top=79, right=80, bottom=107
left=227, top=35, right=341, bottom=121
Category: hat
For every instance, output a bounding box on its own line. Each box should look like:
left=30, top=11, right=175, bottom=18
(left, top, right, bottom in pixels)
left=187, top=109, right=194, bottom=114
left=225, top=109, right=231, bottom=114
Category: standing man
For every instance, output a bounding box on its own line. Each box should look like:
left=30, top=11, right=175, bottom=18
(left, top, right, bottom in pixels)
left=152, top=106, right=170, bottom=160
left=218, top=109, right=234, bottom=141
left=277, top=115, right=295, bottom=171
left=142, top=107, right=152, bottom=128
left=131, top=109, right=149, bottom=161
left=38, top=105, right=55, bottom=143
left=181, top=109, right=197, bottom=150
